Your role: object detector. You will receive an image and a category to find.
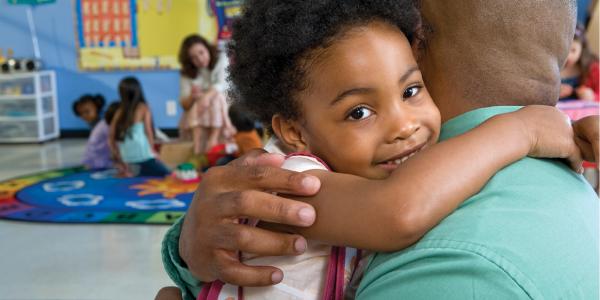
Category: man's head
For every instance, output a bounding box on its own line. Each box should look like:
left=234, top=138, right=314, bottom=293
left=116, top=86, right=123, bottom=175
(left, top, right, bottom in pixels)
left=418, top=0, right=576, bottom=122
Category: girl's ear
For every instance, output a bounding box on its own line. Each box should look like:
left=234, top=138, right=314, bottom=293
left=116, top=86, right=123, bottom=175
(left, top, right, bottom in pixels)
left=272, top=114, right=307, bottom=152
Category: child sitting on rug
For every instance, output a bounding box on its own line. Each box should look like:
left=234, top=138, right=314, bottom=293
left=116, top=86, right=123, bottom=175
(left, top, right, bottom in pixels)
left=157, top=0, right=597, bottom=299
left=560, top=23, right=599, bottom=101
left=109, top=77, right=170, bottom=177
left=73, top=93, right=113, bottom=169
left=81, top=102, right=119, bottom=169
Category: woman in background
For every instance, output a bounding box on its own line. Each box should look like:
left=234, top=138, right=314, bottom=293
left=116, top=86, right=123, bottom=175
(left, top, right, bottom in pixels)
left=178, top=34, right=235, bottom=156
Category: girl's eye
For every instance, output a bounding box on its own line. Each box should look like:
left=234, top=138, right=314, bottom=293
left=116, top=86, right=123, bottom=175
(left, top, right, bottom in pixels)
left=403, top=86, right=421, bottom=98
left=347, top=106, right=373, bottom=120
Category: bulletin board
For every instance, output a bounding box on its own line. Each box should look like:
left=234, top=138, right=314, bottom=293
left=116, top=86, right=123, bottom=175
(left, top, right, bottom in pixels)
left=73, top=0, right=244, bottom=71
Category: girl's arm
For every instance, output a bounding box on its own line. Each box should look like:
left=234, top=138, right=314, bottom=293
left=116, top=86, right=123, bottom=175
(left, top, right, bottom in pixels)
left=273, top=106, right=582, bottom=251
left=108, top=109, right=123, bottom=163
left=142, top=104, right=156, bottom=148
left=179, top=77, right=197, bottom=111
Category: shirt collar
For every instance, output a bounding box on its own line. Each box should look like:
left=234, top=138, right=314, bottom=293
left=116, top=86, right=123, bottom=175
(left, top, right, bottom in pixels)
left=440, top=106, right=523, bottom=141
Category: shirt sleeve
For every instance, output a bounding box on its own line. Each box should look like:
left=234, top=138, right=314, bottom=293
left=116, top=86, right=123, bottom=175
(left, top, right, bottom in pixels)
left=356, top=248, right=532, bottom=300
left=161, top=215, right=204, bottom=300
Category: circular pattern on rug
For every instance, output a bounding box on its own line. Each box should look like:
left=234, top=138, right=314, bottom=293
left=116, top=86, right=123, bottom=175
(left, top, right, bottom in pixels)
left=0, top=167, right=197, bottom=224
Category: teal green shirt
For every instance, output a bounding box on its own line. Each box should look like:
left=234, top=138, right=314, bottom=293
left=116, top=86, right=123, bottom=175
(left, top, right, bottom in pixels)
left=356, top=106, right=599, bottom=299
left=162, top=216, right=203, bottom=300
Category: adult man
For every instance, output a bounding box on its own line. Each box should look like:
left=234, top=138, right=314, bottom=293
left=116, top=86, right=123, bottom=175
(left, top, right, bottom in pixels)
left=163, top=0, right=599, bottom=299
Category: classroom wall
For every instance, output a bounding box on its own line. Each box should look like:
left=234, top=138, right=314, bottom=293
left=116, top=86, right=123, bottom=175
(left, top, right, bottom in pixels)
left=0, top=0, right=182, bottom=130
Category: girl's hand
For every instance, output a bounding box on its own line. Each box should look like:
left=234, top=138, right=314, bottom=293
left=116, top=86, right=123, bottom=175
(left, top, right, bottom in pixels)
left=572, top=115, right=599, bottom=163
left=115, top=161, right=132, bottom=177
left=197, top=93, right=211, bottom=110
left=513, top=105, right=583, bottom=172
left=575, top=86, right=596, bottom=101
left=560, top=84, right=574, bottom=98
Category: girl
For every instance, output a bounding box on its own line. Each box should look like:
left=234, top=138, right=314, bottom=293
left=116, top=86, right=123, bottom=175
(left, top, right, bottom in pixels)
left=109, top=77, right=170, bottom=177
left=73, top=94, right=113, bottom=169
left=160, top=1, right=590, bottom=299
left=72, top=94, right=105, bottom=127
left=178, top=34, right=235, bottom=155
left=81, top=102, right=119, bottom=170
left=560, top=23, right=599, bottom=101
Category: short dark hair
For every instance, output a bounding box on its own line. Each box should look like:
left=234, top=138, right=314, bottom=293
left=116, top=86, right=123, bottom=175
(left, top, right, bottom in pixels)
left=72, top=94, right=105, bottom=116
left=178, top=34, right=219, bottom=78
left=228, top=0, right=421, bottom=132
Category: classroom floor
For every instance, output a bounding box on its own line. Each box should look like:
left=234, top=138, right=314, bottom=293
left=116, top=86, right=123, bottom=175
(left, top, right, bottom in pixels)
left=0, top=139, right=172, bottom=300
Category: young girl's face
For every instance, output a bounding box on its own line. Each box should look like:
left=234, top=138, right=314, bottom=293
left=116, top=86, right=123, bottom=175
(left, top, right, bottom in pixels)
left=564, top=39, right=582, bottom=68
left=189, top=42, right=211, bottom=69
left=77, top=101, right=99, bottom=124
left=278, top=21, right=441, bottom=179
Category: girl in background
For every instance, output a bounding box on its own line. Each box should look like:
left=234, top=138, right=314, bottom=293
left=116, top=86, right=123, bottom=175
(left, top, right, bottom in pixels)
left=72, top=94, right=105, bottom=127
left=560, top=23, right=599, bottom=101
left=81, top=102, right=119, bottom=169
left=178, top=34, right=235, bottom=156
left=109, top=77, right=170, bottom=177
left=73, top=94, right=113, bottom=169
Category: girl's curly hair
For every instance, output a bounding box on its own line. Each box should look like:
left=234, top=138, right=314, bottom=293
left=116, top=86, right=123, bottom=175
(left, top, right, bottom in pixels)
left=228, top=0, right=422, bottom=132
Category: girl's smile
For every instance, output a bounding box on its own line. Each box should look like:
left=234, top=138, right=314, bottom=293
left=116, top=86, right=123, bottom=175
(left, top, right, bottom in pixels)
left=274, top=21, right=441, bottom=179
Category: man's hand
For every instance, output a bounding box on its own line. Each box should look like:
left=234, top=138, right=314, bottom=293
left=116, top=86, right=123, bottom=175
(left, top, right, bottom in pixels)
left=179, top=150, right=321, bottom=287
left=573, top=115, right=599, bottom=164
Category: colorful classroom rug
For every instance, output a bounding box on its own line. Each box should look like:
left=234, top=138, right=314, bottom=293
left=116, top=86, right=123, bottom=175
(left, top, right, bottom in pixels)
left=0, top=167, right=197, bottom=224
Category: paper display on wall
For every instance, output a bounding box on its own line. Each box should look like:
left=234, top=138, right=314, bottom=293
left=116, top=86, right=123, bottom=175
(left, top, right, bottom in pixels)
left=73, top=0, right=243, bottom=71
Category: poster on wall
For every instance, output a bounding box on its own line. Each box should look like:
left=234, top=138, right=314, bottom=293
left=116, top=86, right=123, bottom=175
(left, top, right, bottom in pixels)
left=73, top=0, right=244, bottom=71
left=8, top=0, right=55, bottom=4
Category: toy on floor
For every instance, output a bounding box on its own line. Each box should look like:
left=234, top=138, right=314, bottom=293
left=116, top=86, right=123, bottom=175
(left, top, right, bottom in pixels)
left=173, top=163, right=200, bottom=183
left=187, top=143, right=238, bottom=170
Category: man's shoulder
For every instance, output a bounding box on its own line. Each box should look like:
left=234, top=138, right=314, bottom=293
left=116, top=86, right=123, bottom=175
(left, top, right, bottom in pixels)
left=360, top=158, right=599, bottom=299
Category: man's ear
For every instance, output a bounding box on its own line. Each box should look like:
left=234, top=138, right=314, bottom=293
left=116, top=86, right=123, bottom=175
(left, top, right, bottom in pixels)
left=272, top=114, right=307, bottom=152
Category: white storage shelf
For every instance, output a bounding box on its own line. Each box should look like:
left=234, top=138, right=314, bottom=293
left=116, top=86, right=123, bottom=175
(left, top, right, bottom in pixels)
left=0, top=71, right=59, bottom=143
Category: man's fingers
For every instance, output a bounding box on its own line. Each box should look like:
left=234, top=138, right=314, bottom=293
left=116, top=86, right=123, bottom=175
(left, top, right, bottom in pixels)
left=207, top=163, right=320, bottom=196
left=217, top=223, right=308, bottom=255
left=216, top=255, right=284, bottom=287
left=217, top=190, right=315, bottom=226
left=230, top=151, right=321, bottom=195
left=229, top=149, right=288, bottom=169
left=228, top=149, right=270, bottom=166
